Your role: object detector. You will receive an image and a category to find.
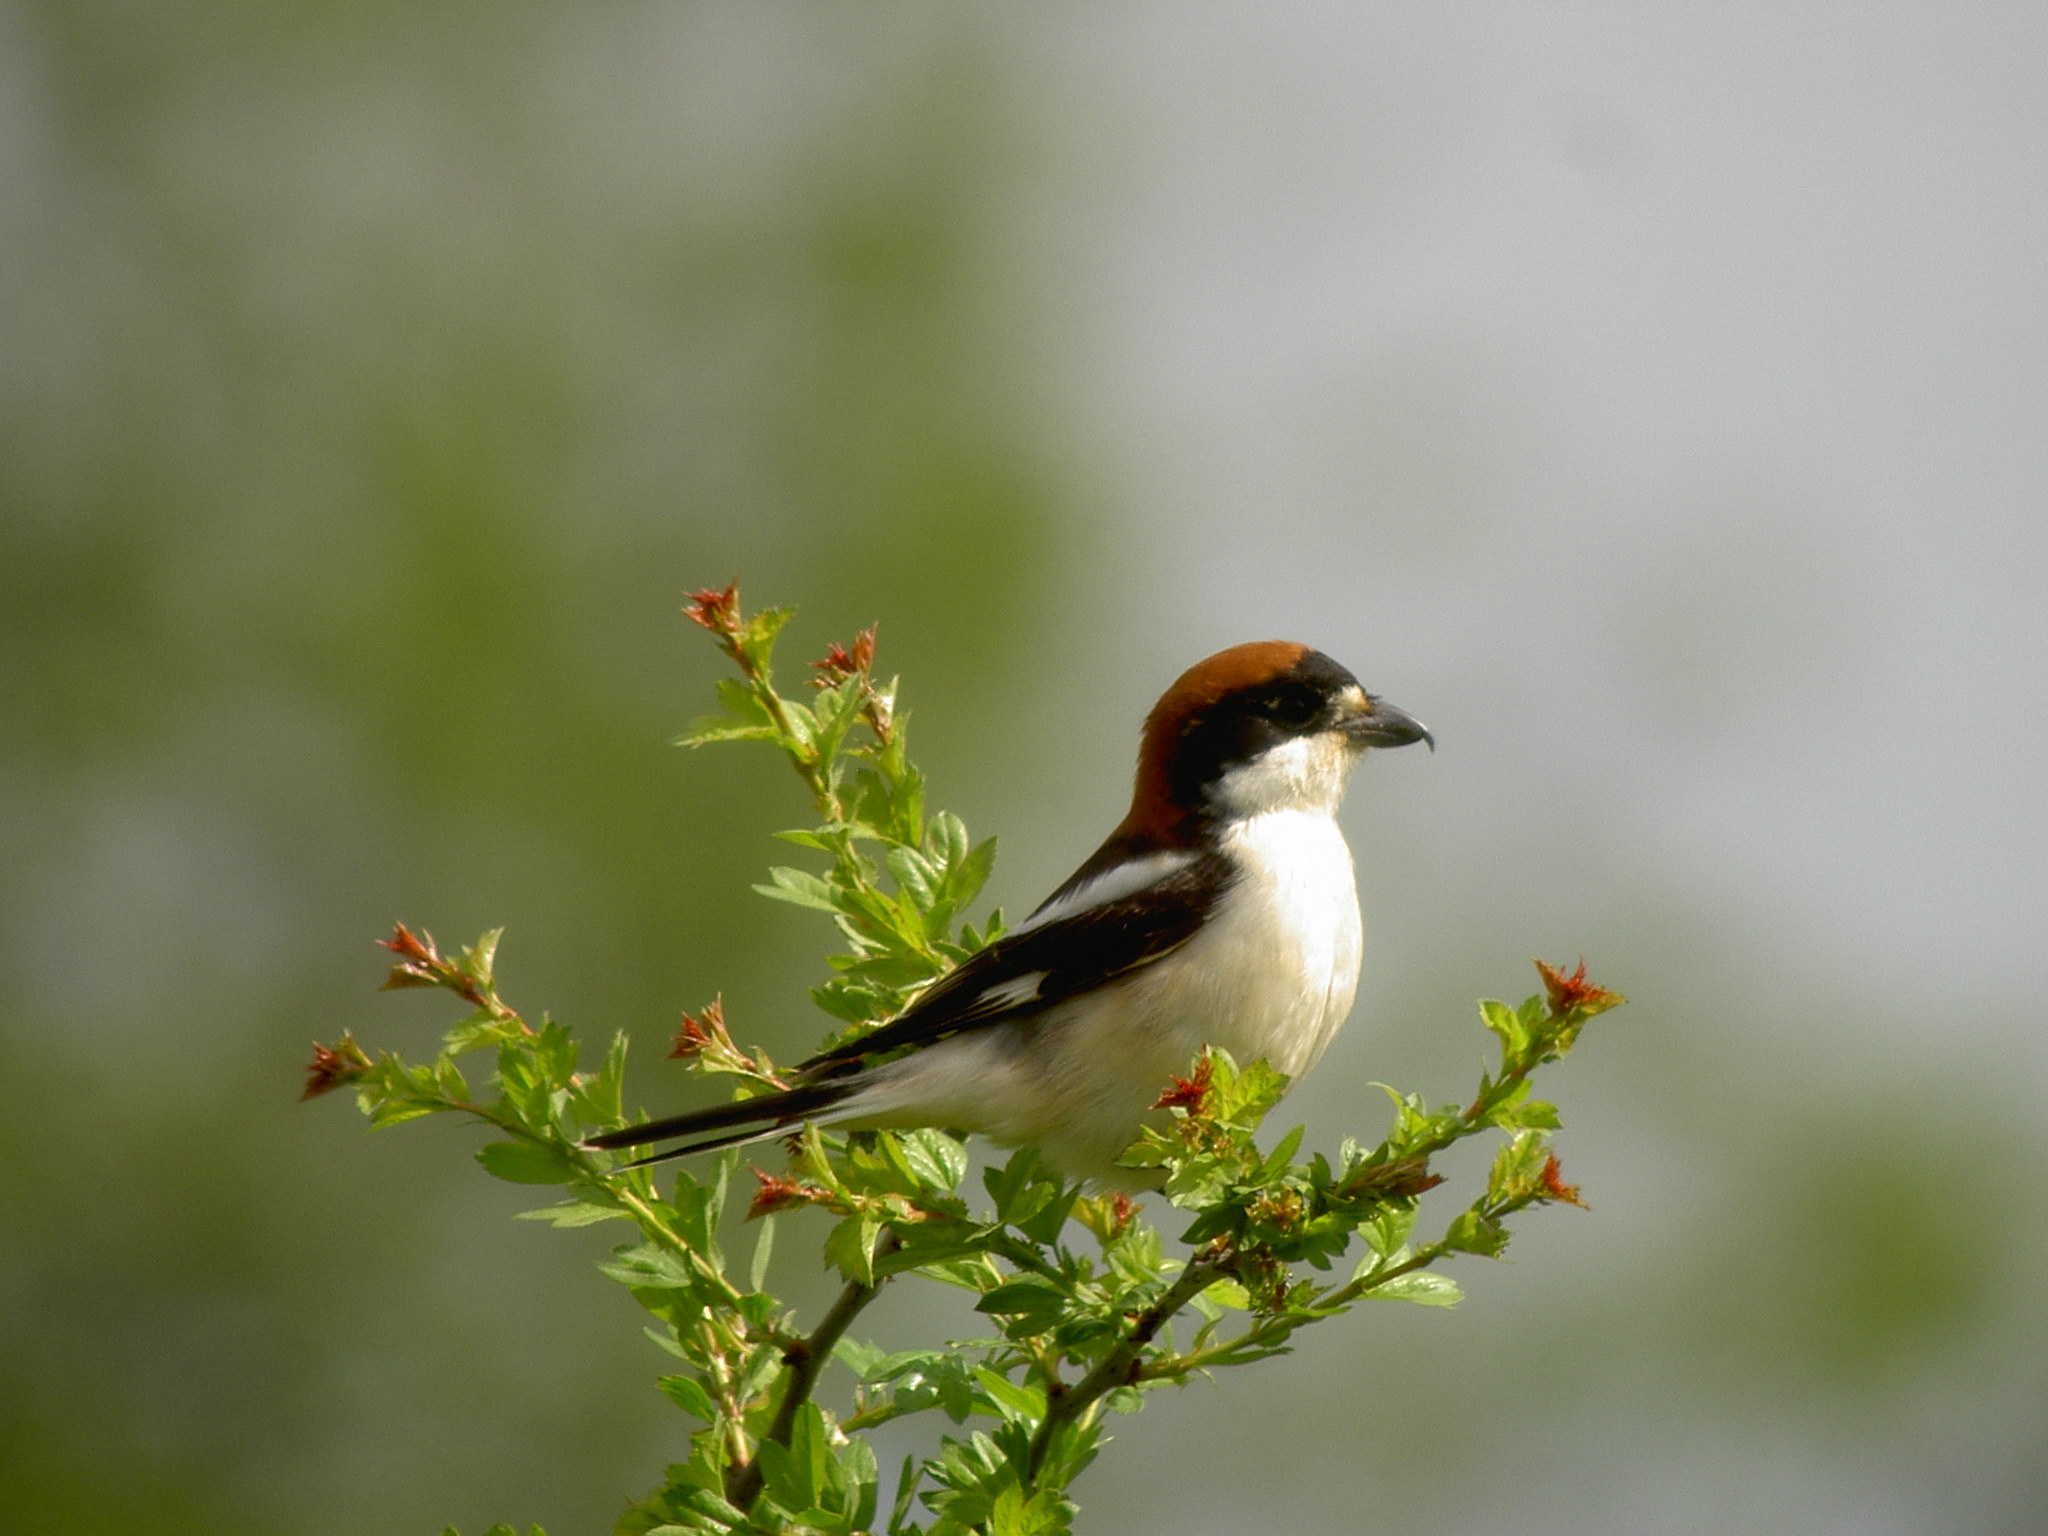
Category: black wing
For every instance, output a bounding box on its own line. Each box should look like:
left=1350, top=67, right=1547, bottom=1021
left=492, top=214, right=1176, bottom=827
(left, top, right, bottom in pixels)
left=799, top=849, right=1235, bottom=1076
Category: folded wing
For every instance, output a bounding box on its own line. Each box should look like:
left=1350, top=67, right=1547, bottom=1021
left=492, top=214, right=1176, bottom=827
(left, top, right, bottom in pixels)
left=584, top=848, right=1236, bottom=1163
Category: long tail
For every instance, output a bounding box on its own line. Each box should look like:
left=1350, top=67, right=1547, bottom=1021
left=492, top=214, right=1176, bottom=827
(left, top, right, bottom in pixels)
left=582, top=1079, right=857, bottom=1168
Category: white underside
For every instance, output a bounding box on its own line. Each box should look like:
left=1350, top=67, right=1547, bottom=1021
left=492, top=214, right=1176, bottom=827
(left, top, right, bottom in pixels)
left=835, top=801, right=1365, bottom=1180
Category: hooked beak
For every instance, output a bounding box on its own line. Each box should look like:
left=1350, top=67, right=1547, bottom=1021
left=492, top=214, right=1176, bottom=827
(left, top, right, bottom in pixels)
left=1343, top=695, right=1434, bottom=752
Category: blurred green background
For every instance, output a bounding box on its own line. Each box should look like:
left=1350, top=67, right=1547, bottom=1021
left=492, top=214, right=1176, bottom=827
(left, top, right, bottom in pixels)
left=4, top=6, right=2045, bottom=1534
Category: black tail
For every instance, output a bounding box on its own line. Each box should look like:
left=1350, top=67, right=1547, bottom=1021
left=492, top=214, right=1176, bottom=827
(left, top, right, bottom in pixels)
left=582, top=1079, right=856, bottom=1169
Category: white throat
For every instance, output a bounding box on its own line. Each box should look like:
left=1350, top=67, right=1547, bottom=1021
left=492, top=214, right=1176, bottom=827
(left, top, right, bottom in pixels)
left=1211, top=732, right=1361, bottom=820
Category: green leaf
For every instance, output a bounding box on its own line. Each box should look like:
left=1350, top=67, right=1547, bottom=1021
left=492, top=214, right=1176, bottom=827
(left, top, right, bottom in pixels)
left=988, top=1482, right=1072, bottom=1536
left=1494, top=1095, right=1562, bottom=1131
left=443, top=1007, right=521, bottom=1054
left=532, top=1020, right=578, bottom=1090
left=754, top=866, right=840, bottom=914
left=1367, top=1272, right=1463, bottom=1307
left=657, top=1374, right=720, bottom=1422
left=600, top=1244, right=698, bottom=1292
left=756, top=1425, right=813, bottom=1512
left=927, top=832, right=998, bottom=935
left=887, top=762, right=924, bottom=846
left=567, top=1037, right=625, bottom=1134
left=845, top=1437, right=881, bottom=1532
left=667, top=1165, right=725, bottom=1261
left=647, top=1502, right=744, bottom=1536
left=833, top=1336, right=884, bottom=1377
left=1361, top=1204, right=1417, bottom=1257
left=971, top=1366, right=1046, bottom=1424
left=923, top=810, right=970, bottom=869
left=925, top=1429, right=1016, bottom=1523
left=890, top=1454, right=923, bottom=1534
left=1015, top=1180, right=1080, bottom=1246
left=1199, top=1278, right=1252, bottom=1313
left=1443, top=1210, right=1510, bottom=1258
left=674, top=715, right=779, bottom=749
left=825, top=1214, right=884, bottom=1286
left=810, top=676, right=868, bottom=766
left=736, top=605, right=793, bottom=671
left=886, top=846, right=938, bottom=910
left=367, top=1098, right=441, bottom=1130
left=1259, top=1124, right=1306, bottom=1180
left=974, top=1275, right=1065, bottom=1335
left=774, top=827, right=837, bottom=851
left=475, top=1140, right=576, bottom=1185
left=810, top=980, right=893, bottom=1026
left=1478, top=997, right=1527, bottom=1054
left=852, top=1346, right=949, bottom=1386
left=749, top=1215, right=776, bottom=1293
left=516, top=1201, right=627, bottom=1227
left=647, top=1503, right=742, bottom=1535
left=1203, top=1051, right=1290, bottom=1128
left=982, top=1148, right=1054, bottom=1223
left=894, top=1129, right=968, bottom=1191
left=464, top=928, right=502, bottom=984
left=714, top=675, right=775, bottom=726
left=778, top=698, right=820, bottom=755
left=642, top=1325, right=689, bottom=1361
left=1487, top=1129, right=1551, bottom=1202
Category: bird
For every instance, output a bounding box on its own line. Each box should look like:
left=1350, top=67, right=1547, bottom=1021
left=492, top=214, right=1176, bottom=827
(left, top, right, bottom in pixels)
left=585, top=641, right=1432, bottom=1181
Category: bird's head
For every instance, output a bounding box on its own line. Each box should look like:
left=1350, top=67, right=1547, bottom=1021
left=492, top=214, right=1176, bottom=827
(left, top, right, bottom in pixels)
left=1127, top=641, right=1431, bottom=837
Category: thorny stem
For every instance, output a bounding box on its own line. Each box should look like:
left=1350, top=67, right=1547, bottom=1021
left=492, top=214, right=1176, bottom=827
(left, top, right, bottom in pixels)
left=1321, top=1241, right=1447, bottom=1311
left=1112, top=1234, right=1463, bottom=1390
left=421, top=1053, right=792, bottom=1350
left=701, top=1349, right=751, bottom=1481
left=337, top=592, right=1623, bottom=1530
left=1459, top=1003, right=1590, bottom=1128
left=727, top=1231, right=905, bottom=1510
left=1461, top=1060, right=1537, bottom=1129
left=755, top=680, right=847, bottom=822
left=1025, top=1257, right=1230, bottom=1485
left=718, top=627, right=850, bottom=824
left=1151, top=1242, right=1454, bottom=1384
left=418, top=1072, right=774, bottom=1349
left=1112, top=1151, right=1571, bottom=1387
left=610, top=1182, right=792, bottom=1347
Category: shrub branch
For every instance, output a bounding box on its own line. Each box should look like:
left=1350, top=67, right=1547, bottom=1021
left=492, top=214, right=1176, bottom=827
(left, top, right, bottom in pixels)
left=309, top=582, right=1626, bottom=1536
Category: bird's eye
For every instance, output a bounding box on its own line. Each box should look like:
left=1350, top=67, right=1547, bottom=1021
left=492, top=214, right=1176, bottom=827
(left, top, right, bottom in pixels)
left=1262, top=691, right=1319, bottom=728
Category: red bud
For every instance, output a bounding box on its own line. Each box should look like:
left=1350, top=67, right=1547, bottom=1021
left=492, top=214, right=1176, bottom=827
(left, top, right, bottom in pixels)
left=1539, top=1152, right=1587, bottom=1208
left=684, top=581, right=741, bottom=636
left=670, top=996, right=731, bottom=1060
left=1152, top=1054, right=1214, bottom=1114
left=746, top=1167, right=827, bottom=1220
left=1534, top=957, right=1624, bottom=1018
left=811, top=626, right=878, bottom=686
left=300, top=1035, right=371, bottom=1100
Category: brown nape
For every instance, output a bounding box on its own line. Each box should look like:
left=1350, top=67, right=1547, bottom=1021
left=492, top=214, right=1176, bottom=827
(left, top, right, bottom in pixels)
left=1121, top=640, right=1315, bottom=842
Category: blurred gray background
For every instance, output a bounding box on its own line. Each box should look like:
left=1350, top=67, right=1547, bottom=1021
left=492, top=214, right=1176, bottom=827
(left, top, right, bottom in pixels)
left=4, top=4, right=2045, bottom=1533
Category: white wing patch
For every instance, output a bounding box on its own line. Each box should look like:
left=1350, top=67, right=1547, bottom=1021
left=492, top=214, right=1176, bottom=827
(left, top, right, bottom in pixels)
left=1011, top=850, right=1195, bottom=934
left=977, top=970, right=1048, bottom=1010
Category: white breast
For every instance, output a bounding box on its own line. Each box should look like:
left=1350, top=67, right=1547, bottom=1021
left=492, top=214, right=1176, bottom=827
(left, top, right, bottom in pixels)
left=1186, top=808, right=1363, bottom=1080
left=840, top=807, right=1364, bottom=1180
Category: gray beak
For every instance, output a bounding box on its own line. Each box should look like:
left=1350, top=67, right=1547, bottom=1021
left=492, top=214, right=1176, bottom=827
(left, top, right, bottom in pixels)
left=1345, top=696, right=1434, bottom=752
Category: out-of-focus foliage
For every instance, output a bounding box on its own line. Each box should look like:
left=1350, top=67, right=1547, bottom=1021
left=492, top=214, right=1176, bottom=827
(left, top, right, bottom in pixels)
left=0, top=8, right=1075, bottom=1534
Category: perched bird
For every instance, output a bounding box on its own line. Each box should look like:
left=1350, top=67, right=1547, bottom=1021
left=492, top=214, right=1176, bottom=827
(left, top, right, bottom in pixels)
left=586, top=642, right=1431, bottom=1180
